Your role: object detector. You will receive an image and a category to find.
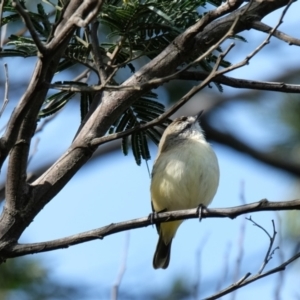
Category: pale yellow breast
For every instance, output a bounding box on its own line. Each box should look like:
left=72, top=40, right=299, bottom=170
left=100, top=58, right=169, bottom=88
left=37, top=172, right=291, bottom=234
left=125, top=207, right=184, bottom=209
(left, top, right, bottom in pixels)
left=151, top=139, right=219, bottom=213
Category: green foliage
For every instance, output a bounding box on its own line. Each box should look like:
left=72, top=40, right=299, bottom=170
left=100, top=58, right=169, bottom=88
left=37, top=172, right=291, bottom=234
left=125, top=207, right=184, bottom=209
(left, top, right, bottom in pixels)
left=38, top=82, right=93, bottom=121
left=38, top=90, right=75, bottom=119
left=100, top=0, right=227, bottom=65
left=137, top=276, right=193, bottom=300
left=0, top=0, right=239, bottom=165
left=0, top=257, right=90, bottom=300
left=5, top=35, right=38, bottom=57
left=80, top=91, right=94, bottom=121
left=112, top=92, right=171, bottom=165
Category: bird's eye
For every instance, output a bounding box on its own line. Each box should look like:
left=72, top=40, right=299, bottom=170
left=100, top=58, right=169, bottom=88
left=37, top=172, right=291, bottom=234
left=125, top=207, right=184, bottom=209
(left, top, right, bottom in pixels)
left=181, top=116, right=188, bottom=121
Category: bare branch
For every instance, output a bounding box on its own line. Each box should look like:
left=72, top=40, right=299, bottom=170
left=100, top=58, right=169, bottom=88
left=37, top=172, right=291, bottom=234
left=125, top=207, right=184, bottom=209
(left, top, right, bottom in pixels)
left=89, top=1, right=295, bottom=149
left=215, top=0, right=294, bottom=77
left=0, top=1, right=105, bottom=246
left=205, top=240, right=300, bottom=300
left=0, top=0, right=5, bottom=48
left=251, top=20, right=300, bottom=46
left=72, top=0, right=245, bottom=142
left=35, top=113, right=58, bottom=135
left=50, top=13, right=240, bottom=95
left=73, top=22, right=107, bottom=139
left=274, top=213, right=285, bottom=300
left=246, top=218, right=278, bottom=274
left=178, top=71, right=300, bottom=94
left=0, top=63, right=9, bottom=118
left=0, top=2, right=93, bottom=167
left=11, top=0, right=46, bottom=54
left=89, top=41, right=237, bottom=148
left=3, top=198, right=300, bottom=259
left=72, top=68, right=91, bottom=82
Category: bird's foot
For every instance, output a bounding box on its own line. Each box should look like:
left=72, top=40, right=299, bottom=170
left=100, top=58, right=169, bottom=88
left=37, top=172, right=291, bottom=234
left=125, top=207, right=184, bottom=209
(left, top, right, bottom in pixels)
left=196, top=204, right=207, bottom=222
left=148, top=212, right=158, bottom=225
left=148, top=208, right=167, bottom=225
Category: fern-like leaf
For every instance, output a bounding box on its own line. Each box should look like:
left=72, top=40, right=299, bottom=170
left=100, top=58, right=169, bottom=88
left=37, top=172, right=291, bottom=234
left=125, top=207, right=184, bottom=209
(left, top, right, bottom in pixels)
left=131, top=132, right=142, bottom=165
left=38, top=91, right=75, bottom=119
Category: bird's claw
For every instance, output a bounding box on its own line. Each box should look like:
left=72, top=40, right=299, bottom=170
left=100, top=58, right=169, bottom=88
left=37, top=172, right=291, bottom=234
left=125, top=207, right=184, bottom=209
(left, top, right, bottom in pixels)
left=148, top=212, right=158, bottom=225
left=196, top=204, right=207, bottom=222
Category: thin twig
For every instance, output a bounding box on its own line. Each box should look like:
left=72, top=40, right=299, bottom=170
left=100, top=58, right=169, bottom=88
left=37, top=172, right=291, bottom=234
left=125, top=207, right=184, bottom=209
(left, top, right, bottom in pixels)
left=274, top=212, right=284, bottom=300
left=72, top=22, right=107, bottom=140
left=53, top=1, right=245, bottom=93
left=216, top=0, right=294, bottom=77
left=251, top=20, right=300, bottom=46
left=50, top=16, right=240, bottom=94
left=0, top=63, right=9, bottom=118
left=246, top=218, right=278, bottom=274
left=11, top=0, right=46, bottom=54
left=35, top=113, right=58, bottom=134
left=1, top=27, right=27, bottom=46
left=260, top=220, right=278, bottom=273
left=248, top=216, right=272, bottom=239
left=88, top=20, right=240, bottom=147
left=215, top=242, right=232, bottom=292
left=106, top=35, right=127, bottom=68
left=231, top=182, right=247, bottom=300
left=72, top=68, right=91, bottom=82
left=0, top=0, right=5, bottom=49
left=205, top=247, right=300, bottom=300
left=88, top=2, right=294, bottom=148
left=178, top=71, right=300, bottom=94
left=90, top=1, right=292, bottom=159
left=193, top=233, right=210, bottom=300
left=111, top=232, right=130, bottom=300
left=108, top=41, right=153, bottom=69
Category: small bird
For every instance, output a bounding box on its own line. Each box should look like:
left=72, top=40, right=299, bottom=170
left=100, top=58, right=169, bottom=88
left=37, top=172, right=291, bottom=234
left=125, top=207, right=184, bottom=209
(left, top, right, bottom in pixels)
left=150, top=111, right=219, bottom=269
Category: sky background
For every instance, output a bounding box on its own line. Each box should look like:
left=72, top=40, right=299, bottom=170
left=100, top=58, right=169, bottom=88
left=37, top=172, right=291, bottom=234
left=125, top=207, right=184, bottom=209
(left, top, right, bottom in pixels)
left=1, top=1, right=300, bottom=299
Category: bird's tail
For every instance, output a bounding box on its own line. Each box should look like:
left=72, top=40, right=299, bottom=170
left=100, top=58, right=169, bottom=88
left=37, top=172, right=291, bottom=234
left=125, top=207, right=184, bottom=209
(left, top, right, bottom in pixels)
left=153, top=234, right=172, bottom=269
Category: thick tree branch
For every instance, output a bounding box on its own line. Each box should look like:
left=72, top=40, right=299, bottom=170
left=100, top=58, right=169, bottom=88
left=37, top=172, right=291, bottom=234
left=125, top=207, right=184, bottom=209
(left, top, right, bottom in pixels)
left=2, top=198, right=300, bottom=259
left=72, top=0, right=245, bottom=141
left=0, top=0, right=104, bottom=246
left=89, top=2, right=291, bottom=149
left=89, top=39, right=237, bottom=147
left=0, top=0, right=104, bottom=170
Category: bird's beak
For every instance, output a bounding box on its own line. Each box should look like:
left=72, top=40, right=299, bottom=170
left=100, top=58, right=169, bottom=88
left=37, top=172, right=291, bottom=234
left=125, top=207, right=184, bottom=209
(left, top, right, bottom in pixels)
left=195, top=110, right=204, bottom=124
